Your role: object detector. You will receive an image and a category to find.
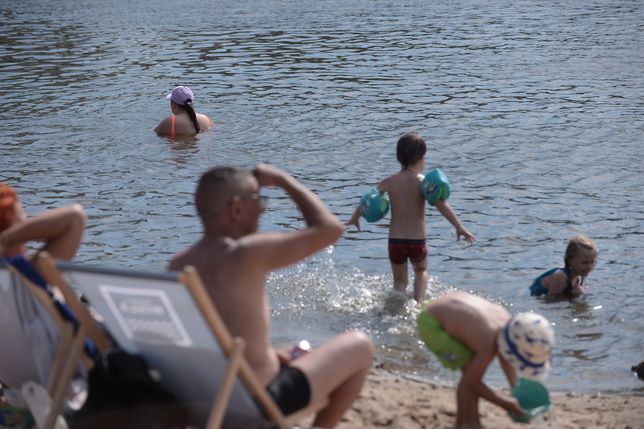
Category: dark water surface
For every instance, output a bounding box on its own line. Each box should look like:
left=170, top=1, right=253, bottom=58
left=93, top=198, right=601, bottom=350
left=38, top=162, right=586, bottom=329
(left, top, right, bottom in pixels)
left=1, top=0, right=643, bottom=394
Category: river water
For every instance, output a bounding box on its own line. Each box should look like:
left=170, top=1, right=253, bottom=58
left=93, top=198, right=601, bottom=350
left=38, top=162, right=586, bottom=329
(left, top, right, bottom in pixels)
left=1, top=0, right=642, bottom=395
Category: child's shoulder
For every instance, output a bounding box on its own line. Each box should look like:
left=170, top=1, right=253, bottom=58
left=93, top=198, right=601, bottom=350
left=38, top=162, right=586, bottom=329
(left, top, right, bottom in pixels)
left=538, top=268, right=570, bottom=294
left=379, top=172, right=400, bottom=188
left=383, top=169, right=420, bottom=185
left=545, top=269, right=569, bottom=285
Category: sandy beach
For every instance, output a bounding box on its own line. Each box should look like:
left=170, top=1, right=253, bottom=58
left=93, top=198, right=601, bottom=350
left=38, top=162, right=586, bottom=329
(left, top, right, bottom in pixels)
left=314, top=365, right=644, bottom=429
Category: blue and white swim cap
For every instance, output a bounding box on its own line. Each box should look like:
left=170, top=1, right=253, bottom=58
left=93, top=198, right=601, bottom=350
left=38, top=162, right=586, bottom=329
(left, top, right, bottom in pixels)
left=421, top=168, right=450, bottom=206
left=360, top=188, right=389, bottom=223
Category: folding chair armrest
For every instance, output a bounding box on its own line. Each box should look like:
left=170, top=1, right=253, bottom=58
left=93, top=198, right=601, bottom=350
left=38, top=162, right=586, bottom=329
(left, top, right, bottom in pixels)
left=44, top=325, right=86, bottom=429
left=34, top=252, right=113, bottom=353
left=206, top=337, right=245, bottom=429
left=181, top=268, right=289, bottom=428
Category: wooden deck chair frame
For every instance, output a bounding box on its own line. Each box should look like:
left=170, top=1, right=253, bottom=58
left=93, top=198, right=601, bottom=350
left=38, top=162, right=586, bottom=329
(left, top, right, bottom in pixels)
left=33, top=253, right=113, bottom=356
left=0, top=260, right=87, bottom=429
left=35, top=252, right=325, bottom=429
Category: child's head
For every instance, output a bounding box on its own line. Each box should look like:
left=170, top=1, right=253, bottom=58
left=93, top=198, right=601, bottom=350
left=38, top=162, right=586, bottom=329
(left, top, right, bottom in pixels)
left=396, top=132, right=427, bottom=169
left=564, top=235, right=598, bottom=276
left=0, top=182, right=18, bottom=233
left=497, top=312, right=554, bottom=381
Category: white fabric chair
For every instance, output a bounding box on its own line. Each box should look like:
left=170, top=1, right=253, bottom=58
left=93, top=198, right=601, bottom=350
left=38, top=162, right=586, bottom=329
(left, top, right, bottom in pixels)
left=0, top=258, right=87, bottom=429
left=37, top=253, right=323, bottom=429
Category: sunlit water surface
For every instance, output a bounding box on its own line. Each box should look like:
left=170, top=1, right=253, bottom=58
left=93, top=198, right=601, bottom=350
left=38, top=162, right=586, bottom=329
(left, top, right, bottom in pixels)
left=1, top=0, right=642, bottom=394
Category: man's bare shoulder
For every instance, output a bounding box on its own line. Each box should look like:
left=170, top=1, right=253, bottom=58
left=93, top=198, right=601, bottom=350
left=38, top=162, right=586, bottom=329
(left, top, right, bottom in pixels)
left=169, top=237, right=270, bottom=289
left=168, top=243, right=200, bottom=271
left=168, top=238, right=235, bottom=270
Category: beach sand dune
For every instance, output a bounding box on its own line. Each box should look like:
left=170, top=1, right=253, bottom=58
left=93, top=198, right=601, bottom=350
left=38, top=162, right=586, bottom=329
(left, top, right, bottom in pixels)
left=317, top=367, right=644, bottom=429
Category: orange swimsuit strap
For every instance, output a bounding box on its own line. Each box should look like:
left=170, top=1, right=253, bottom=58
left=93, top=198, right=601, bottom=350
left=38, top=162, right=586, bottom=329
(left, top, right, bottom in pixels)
left=170, top=114, right=176, bottom=138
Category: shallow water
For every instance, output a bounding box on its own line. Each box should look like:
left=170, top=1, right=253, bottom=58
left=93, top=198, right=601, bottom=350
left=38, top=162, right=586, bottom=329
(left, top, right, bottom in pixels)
left=1, top=0, right=643, bottom=394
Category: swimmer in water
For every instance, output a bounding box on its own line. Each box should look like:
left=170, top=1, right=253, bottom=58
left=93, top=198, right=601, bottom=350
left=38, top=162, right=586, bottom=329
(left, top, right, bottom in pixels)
left=154, top=86, right=213, bottom=138
left=530, top=235, right=598, bottom=298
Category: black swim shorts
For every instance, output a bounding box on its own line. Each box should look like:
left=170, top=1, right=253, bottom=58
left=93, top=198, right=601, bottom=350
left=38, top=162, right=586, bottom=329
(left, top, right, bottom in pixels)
left=265, top=365, right=311, bottom=415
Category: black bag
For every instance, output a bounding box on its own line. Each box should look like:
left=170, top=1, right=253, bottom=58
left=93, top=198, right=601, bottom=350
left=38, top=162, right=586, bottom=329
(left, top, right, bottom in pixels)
left=70, top=350, right=189, bottom=429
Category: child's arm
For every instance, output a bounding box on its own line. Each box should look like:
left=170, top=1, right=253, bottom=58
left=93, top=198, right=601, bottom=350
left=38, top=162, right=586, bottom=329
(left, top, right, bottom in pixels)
left=346, top=205, right=362, bottom=231
left=460, top=352, right=523, bottom=415
left=347, top=182, right=386, bottom=231
left=434, top=200, right=476, bottom=244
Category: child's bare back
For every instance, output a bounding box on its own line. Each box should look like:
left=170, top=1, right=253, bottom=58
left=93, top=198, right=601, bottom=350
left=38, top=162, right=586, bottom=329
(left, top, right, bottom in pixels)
left=419, top=292, right=555, bottom=428
left=425, top=291, right=511, bottom=353
left=380, top=169, right=426, bottom=239
left=348, top=132, right=475, bottom=302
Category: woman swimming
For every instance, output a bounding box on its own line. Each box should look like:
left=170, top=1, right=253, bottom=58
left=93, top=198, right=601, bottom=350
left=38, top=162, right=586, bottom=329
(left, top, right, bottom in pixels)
left=154, top=86, right=214, bottom=138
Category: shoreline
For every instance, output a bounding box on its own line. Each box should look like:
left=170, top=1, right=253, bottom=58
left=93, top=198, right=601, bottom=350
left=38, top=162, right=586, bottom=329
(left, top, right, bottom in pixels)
left=322, top=365, right=644, bottom=429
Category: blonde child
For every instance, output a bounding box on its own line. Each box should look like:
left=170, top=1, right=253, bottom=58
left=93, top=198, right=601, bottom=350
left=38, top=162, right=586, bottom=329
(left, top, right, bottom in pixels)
left=530, top=235, right=598, bottom=297
left=348, top=132, right=475, bottom=302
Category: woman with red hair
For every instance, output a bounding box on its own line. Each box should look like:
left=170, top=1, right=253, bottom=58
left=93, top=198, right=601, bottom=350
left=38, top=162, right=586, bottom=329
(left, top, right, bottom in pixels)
left=1, top=183, right=88, bottom=414
left=0, top=182, right=86, bottom=260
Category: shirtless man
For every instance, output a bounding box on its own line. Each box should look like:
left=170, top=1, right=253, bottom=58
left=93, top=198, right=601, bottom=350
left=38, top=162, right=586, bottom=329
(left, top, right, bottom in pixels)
left=418, top=291, right=554, bottom=429
left=169, top=164, right=373, bottom=428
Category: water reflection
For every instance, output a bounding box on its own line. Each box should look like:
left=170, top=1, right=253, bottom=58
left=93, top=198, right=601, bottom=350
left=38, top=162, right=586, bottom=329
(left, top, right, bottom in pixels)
left=167, top=137, right=199, bottom=165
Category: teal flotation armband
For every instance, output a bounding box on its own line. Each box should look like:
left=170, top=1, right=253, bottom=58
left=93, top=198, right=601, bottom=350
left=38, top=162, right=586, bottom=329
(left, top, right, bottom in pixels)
left=421, top=168, right=450, bottom=206
left=360, top=188, right=389, bottom=222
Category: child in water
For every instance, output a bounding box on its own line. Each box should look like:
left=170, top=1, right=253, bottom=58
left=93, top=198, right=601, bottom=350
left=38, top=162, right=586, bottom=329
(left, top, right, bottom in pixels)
left=530, top=235, right=598, bottom=297
left=418, top=291, right=555, bottom=429
left=348, top=132, right=475, bottom=302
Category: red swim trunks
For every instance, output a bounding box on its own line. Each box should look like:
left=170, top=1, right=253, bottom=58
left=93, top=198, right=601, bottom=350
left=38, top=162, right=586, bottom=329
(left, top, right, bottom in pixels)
left=388, top=238, right=427, bottom=264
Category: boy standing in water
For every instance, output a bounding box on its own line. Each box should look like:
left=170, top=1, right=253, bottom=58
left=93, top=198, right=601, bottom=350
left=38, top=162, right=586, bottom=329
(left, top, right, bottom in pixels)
left=169, top=164, right=373, bottom=429
left=348, top=132, right=475, bottom=302
left=418, top=291, right=554, bottom=429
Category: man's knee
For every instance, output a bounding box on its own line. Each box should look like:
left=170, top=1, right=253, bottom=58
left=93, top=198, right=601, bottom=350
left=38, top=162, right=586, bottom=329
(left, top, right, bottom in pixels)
left=347, top=331, right=374, bottom=367
left=69, top=204, right=87, bottom=227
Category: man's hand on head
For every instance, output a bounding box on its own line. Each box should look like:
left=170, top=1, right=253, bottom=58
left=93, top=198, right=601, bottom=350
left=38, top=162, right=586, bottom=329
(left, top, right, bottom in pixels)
left=252, top=164, right=287, bottom=188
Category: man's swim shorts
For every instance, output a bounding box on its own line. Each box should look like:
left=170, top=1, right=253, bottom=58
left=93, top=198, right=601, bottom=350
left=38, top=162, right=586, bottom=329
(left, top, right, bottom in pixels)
left=417, top=311, right=474, bottom=370
left=266, top=365, right=311, bottom=415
